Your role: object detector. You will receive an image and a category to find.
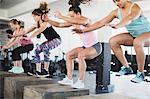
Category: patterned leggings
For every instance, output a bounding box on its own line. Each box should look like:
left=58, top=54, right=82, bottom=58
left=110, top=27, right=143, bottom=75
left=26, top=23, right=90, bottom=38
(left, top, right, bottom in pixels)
left=33, top=38, right=61, bottom=63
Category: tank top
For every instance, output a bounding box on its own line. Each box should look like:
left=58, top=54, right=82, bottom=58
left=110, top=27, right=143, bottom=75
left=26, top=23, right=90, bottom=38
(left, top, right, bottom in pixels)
left=41, top=26, right=60, bottom=41
left=77, top=25, right=99, bottom=47
left=117, top=3, right=150, bottom=37
left=13, top=29, right=33, bottom=46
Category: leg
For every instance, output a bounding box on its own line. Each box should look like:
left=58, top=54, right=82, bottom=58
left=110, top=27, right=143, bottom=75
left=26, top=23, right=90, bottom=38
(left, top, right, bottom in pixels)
left=133, top=32, right=150, bottom=72
left=42, top=38, right=61, bottom=74
left=17, top=60, right=22, bottom=67
left=66, top=47, right=84, bottom=79
left=13, top=61, right=17, bottom=67
left=43, top=48, right=50, bottom=71
left=131, top=32, right=150, bottom=83
left=109, top=33, right=134, bottom=67
left=58, top=47, right=84, bottom=85
left=71, top=45, right=100, bottom=89
left=34, top=45, right=43, bottom=72
left=77, top=47, right=98, bottom=80
left=12, top=47, right=22, bottom=64
left=11, top=46, right=25, bottom=73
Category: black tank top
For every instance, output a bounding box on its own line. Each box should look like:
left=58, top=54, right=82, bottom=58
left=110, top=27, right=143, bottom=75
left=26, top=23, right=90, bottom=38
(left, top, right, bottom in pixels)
left=42, top=26, right=60, bottom=41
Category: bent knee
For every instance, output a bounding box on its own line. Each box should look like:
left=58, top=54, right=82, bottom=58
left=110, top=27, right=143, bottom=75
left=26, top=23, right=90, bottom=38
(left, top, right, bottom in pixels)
left=77, top=52, right=86, bottom=59
left=133, top=38, right=143, bottom=47
left=66, top=52, right=74, bottom=60
left=109, top=37, right=118, bottom=47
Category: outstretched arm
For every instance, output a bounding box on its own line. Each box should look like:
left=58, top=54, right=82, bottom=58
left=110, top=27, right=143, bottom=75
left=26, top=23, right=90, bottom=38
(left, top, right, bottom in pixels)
left=75, top=10, right=117, bottom=33
left=54, top=11, right=88, bottom=25
left=2, top=36, right=21, bottom=50
left=48, top=19, right=72, bottom=28
left=42, top=14, right=72, bottom=28
left=13, top=25, right=36, bottom=37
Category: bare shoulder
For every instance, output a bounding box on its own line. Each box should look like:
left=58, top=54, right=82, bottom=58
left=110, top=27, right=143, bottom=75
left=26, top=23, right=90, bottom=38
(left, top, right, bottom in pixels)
left=109, top=9, right=118, bottom=17
left=132, top=3, right=141, bottom=11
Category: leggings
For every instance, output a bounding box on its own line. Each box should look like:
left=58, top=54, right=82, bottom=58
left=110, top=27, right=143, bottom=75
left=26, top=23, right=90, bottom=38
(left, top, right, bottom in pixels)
left=12, top=44, right=34, bottom=61
left=33, top=38, right=61, bottom=63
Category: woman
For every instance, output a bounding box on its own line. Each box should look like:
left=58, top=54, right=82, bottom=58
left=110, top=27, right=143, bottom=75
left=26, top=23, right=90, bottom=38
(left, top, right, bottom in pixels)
left=74, top=0, right=150, bottom=83
left=13, top=4, right=61, bottom=77
left=42, top=0, right=102, bottom=88
left=1, top=19, right=34, bottom=74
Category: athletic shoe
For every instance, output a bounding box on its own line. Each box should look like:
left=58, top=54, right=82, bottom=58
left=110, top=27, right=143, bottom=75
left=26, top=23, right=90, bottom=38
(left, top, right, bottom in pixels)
left=8, top=66, right=18, bottom=72
left=71, top=79, right=84, bottom=89
left=41, top=69, right=49, bottom=75
left=12, top=67, right=24, bottom=74
left=58, top=76, right=73, bottom=86
left=131, top=71, right=145, bottom=83
left=116, top=66, right=133, bottom=76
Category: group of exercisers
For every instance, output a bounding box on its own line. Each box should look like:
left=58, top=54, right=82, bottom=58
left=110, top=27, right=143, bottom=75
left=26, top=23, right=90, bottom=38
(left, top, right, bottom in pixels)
left=0, top=0, right=150, bottom=88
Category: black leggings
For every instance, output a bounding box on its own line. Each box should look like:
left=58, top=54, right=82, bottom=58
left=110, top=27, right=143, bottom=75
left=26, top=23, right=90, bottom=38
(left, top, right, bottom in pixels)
left=12, top=44, right=34, bottom=61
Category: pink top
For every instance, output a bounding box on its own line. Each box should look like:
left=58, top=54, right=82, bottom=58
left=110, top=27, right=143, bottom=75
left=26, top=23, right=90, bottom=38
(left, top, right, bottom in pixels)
left=13, top=30, right=33, bottom=46
left=19, top=37, right=33, bottom=46
left=78, top=25, right=99, bottom=47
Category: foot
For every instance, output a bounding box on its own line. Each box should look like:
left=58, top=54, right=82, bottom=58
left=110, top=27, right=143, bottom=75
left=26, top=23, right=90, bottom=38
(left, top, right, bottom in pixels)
left=58, top=76, right=73, bottom=86
left=71, top=79, right=84, bottom=89
left=41, top=69, right=49, bottom=75
left=131, top=71, right=145, bottom=83
left=116, top=66, right=133, bottom=76
left=8, top=66, right=18, bottom=72
left=12, top=67, right=24, bottom=74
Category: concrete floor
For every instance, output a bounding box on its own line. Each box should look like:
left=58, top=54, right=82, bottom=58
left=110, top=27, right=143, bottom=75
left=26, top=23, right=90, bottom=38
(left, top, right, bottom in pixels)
left=72, top=71, right=150, bottom=99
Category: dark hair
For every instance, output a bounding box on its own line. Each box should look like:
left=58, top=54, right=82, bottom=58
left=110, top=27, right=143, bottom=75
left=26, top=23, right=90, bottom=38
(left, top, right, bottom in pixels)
left=69, top=6, right=81, bottom=14
left=68, top=0, right=91, bottom=14
left=9, top=19, right=21, bottom=26
left=68, top=0, right=80, bottom=7
left=68, top=0, right=91, bottom=7
left=32, top=8, right=43, bottom=16
left=39, top=2, right=50, bottom=14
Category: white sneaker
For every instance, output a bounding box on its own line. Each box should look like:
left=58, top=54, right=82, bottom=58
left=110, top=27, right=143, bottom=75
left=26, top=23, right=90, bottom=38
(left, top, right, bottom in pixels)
left=71, top=79, right=84, bottom=89
left=58, top=76, right=73, bottom=86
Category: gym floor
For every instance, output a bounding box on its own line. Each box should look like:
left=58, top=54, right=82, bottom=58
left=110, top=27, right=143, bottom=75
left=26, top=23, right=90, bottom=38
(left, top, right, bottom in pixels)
left=72, top=70, right=150, bottom=99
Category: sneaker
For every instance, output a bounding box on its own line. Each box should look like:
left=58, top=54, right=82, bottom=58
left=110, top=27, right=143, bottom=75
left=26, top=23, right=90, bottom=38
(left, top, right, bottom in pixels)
left=41, top=69, right=49, bottom=75
left=71, top=79, right=84, bottom=89
left=27, top=71, right=41, bottom=77
left=12, top=67, right=24, bottom=74
left=131, top=71, right=145, bottom=83
left=8, top=66, right=18, bottom=72
left=116, top=66, right=133, bottom=76
left=58, top=76, right=73, bottom=86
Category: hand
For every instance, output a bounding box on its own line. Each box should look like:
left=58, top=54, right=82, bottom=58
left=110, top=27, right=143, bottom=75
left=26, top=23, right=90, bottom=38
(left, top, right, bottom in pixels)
left=0, top=46, right=2, bottom=50
left=42, top=14, right=49, bottom=22
left=54, top=11, right=63, bottom=19
left=72, top=28, right=84, bottom=34
left=1, top=45, right=7, bottom=51
left=7, top=34, right=13, bottom=38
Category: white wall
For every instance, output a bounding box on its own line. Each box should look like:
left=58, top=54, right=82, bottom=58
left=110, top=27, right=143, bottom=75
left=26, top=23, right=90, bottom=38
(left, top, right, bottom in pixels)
left=0, top=9, right=7, bottom=17
left=7, top=0, right=59, bottom=18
